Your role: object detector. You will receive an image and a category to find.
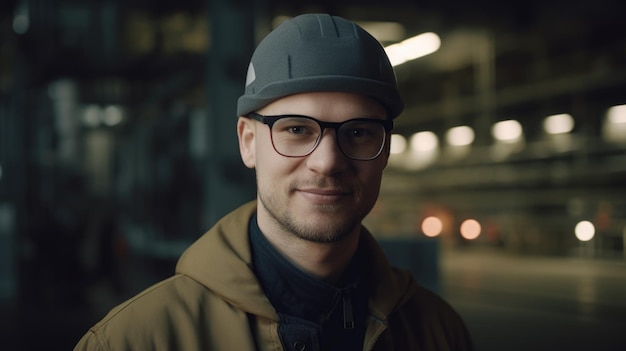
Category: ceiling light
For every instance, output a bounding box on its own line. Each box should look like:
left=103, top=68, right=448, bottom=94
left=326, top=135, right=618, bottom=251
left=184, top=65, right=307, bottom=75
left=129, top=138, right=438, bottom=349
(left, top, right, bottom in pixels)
left=410, top=131, right=438, bottom=152
left=544, top=113, right=574, bottom=134
left=492, top=119, right=523, bottom=143
left=358, top=21, right=405, bottom=42
left=390, top=134, right=407, bottom=154
left=607, top=104, right=626, bottom=125
left=446, top=126, right=475, bottom=146
left=385, top=32, right=441, bottom=66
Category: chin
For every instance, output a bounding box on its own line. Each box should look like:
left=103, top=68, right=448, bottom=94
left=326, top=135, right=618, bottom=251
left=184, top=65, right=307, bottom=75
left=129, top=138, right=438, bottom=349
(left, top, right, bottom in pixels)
left=296, top=215, right=361, bottom=243
left=295, top=227, right=353, bottom=244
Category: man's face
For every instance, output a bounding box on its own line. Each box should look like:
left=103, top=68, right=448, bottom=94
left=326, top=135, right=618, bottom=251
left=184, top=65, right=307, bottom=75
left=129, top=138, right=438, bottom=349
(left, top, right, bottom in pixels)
left=238, top=92, right=390, bottom=243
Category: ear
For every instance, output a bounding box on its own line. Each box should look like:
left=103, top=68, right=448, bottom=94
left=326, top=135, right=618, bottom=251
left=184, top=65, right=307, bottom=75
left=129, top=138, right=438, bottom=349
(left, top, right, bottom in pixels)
left=237, top=117, right=256, bottom=169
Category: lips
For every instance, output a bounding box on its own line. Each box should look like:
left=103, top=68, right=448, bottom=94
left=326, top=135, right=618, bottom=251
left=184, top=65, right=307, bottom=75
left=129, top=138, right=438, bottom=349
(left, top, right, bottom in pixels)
left=297, top=187, right=351, bottom=204
left=300, top=188, right=349, bottom=196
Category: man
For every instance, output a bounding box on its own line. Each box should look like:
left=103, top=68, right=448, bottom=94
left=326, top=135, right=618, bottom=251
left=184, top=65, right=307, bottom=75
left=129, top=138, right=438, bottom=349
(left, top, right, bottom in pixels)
left=75, top=13, right=473, bottom=351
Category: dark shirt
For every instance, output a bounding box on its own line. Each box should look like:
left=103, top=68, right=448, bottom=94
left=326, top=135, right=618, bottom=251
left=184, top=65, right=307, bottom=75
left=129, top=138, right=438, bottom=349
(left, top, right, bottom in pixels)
left=249, top=215, right=368, bottom=351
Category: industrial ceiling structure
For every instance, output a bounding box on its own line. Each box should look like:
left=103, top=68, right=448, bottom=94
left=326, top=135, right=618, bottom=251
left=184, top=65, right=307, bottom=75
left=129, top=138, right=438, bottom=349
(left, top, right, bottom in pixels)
left=1, top=0, right=625, bottom=254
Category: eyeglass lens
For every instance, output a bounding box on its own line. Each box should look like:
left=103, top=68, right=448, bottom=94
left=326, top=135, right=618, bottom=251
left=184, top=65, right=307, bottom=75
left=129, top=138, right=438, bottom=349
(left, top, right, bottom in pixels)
left=270, top=116, right=386, bottom=160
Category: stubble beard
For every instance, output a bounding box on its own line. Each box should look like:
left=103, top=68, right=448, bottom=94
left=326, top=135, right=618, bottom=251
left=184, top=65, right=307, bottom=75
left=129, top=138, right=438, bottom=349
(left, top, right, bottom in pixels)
left=258, top=184, right=367, bottom=244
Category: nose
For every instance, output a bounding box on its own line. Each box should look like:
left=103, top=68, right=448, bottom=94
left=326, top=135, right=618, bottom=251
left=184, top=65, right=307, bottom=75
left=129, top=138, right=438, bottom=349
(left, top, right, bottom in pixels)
left=305, top=129, right=348, bottom=175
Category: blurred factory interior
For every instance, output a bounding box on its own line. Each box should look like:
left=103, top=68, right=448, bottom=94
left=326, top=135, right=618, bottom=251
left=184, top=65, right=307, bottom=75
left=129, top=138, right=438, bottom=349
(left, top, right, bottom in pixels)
left=0, top=0, right=625, bottom=350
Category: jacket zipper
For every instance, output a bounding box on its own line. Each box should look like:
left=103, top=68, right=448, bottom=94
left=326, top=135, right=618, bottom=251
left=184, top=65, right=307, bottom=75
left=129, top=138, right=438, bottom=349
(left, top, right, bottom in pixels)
left=342, top=292, right=354, bottom=329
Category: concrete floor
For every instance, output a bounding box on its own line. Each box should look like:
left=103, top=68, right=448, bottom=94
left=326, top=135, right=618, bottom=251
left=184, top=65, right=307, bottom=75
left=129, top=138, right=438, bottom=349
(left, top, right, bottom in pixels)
left=440, top=248, right=626, bottom=351
left=1, top=246, right=625, bottom=350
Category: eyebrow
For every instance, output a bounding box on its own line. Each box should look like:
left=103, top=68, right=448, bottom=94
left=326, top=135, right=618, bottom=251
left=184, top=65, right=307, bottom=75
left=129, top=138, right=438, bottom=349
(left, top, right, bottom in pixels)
left=252, top=112, right=387, bottom=120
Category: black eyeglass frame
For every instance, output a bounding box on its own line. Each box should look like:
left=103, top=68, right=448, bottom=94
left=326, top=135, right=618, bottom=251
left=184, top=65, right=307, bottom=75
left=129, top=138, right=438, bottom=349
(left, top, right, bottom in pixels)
left=246, top=111, right=394, bottom=161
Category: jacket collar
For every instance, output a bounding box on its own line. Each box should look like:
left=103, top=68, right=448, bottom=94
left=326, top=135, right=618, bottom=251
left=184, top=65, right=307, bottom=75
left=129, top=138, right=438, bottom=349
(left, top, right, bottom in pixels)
left=175, top=200, right=417, bottom=322
left=249, top=213, right=365, bottom=323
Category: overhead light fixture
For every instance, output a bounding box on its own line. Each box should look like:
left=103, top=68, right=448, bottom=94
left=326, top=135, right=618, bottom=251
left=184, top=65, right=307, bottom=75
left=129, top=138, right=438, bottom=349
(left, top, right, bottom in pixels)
left=492, top=119, right=523, bottom=143
left=385, top=32, right=441, bottom=66
left=358, top=21, right=406, bottom=43
left=410, top=131, right=438, bottom=152
left=543, top=113, right=574, bottom=134
left=607, top=104, right=626, bottom=125
left=575, top=221, right=595, bottom=242
left=603, top=104, right=626, bottom=143
left=390, top=134, right=407, bottom=154
left=446, top=126, right=475, bottom=146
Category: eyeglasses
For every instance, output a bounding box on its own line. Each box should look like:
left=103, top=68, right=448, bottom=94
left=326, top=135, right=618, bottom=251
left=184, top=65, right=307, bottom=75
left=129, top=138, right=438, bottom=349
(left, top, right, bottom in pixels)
left=247, top=112, right=393, bottom=161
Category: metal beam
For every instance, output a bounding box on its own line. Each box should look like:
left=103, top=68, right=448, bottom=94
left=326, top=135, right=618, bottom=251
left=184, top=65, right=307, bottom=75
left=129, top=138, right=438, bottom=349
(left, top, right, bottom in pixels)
left=204, top=0, right=260, bottom=227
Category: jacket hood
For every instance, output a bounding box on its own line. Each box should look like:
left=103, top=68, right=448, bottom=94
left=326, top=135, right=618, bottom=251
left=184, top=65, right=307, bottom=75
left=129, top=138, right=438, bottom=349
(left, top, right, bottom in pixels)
left=175, top=201, right=418, bottom=322
left=175, top=201, right=276, bottom=319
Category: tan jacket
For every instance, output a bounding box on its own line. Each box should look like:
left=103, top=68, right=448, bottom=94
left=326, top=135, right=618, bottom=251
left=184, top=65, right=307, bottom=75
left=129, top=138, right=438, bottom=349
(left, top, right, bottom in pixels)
left=74, top=201, right=473, bottom=351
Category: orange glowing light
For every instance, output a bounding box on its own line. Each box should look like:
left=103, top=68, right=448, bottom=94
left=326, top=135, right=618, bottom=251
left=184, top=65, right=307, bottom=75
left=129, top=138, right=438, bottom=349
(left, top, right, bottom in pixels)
left=460, top=219, right=481, bottom=240
left=421, top=216, right=443, bottom=237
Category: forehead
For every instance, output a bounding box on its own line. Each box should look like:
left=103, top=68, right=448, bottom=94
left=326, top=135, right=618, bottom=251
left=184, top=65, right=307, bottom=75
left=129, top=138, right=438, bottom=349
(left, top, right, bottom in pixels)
left=257, top=92, right=387, bottom=121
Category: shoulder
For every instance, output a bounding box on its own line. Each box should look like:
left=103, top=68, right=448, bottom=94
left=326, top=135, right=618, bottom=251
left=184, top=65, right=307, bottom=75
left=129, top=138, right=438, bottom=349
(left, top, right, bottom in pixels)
left=75, top=274, right=213, bottom=350
left=101, top=274, right=206, bottom=322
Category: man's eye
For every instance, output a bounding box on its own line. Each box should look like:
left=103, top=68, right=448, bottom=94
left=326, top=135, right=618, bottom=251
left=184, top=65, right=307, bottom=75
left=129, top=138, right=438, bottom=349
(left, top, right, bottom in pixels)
left=343, top=125, right=378, bottom=139
left=288, top=126, right=309, bottom=135
left=350, top=128, right=369, bottom=137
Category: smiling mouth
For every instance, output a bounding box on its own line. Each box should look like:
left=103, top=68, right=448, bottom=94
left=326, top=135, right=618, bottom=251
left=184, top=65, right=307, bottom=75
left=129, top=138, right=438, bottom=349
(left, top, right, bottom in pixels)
left=297, top=188, right=351, bottom=203
left=301, top=188, right=349, bottom=195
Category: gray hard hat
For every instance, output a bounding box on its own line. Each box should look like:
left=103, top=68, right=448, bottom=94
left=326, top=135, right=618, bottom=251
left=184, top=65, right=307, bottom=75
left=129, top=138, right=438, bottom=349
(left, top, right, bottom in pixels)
left=237, top=13, right=404, bottom=119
